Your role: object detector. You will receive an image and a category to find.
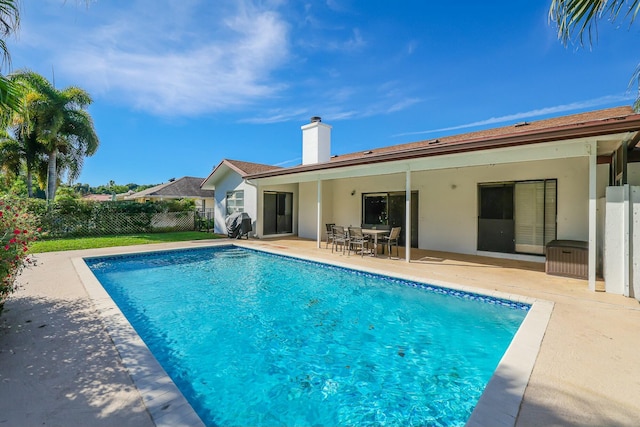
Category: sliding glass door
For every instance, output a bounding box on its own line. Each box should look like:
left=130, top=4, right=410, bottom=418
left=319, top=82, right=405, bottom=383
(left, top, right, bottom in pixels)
left=263, top=192, right=293, bottom=235
left=514, top=180, right=557, bottom=254
left=477, top=184, right=515, bottom=253
left=478, top=180, right=556, bottom=255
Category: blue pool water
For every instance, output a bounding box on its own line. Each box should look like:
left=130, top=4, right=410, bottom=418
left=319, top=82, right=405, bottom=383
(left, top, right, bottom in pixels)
left=86, top=246, right=528, bottom=427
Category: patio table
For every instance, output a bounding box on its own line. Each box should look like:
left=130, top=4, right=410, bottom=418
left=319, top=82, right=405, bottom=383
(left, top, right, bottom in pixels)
left=362, top=229, right=390, bottom=257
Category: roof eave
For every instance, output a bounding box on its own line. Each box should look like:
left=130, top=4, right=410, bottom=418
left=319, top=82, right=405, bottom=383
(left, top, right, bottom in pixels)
left=246, top=116, right=640, bottom=179
left=202, top=159, right=254, bottom=190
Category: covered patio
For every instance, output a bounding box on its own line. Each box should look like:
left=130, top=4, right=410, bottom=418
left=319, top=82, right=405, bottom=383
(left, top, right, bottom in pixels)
left=249, top=115, right=640, bottom=296
left=254, top=139, right=604, bottom=282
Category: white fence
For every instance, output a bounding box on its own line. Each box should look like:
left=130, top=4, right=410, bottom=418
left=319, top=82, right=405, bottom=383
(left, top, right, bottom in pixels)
left=604, top=185, right=639, bottom=300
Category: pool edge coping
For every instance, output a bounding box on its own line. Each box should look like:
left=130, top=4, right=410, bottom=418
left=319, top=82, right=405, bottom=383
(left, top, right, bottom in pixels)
left=72, top=256, right=207, bottom=427
left=74, top=240, right=553, bottom=427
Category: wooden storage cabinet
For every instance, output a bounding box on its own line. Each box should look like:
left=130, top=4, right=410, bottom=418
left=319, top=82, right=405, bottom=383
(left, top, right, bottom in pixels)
left=545, top=240, right=588, bottom=279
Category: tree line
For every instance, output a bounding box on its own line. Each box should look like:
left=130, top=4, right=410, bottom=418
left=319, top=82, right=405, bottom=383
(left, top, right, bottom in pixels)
left=67, top=181, right=158, bottom=197
left=0, top=1, right=99, bottom=201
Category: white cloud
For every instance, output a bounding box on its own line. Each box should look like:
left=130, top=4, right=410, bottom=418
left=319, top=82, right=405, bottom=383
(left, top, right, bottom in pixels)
left=386, top=98, right=421, bottom=113
left=239, top=108, right=309, bottom=124
left=20, top=0, right=291, bottom=116
left=13, top=1, right=420, bottom=121
left=394, top=94, right=635, bottom=137
left=273, top=156, right=301, bottom=166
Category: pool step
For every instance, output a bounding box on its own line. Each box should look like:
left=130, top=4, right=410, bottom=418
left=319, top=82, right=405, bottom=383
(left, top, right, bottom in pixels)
left=214, top=249, right=250, bottom=259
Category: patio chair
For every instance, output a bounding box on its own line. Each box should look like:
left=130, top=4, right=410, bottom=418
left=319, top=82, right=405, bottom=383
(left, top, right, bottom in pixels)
left=382, top=227, right=402, bottom=258
left=347, top=227, right=370, bottom=257
left=325, top=223, right=336, bottom=249
left=331, top=225, right=348, bottom=254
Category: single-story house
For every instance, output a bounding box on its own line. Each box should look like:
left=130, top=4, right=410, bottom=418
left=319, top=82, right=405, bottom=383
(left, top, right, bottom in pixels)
left=115, top=190, right=135, bottom=201
left=82, top=194, right=114, bottom=202
left=125, top=176, right=214, bottom=212
left=201, top=107, right=640, bottom=298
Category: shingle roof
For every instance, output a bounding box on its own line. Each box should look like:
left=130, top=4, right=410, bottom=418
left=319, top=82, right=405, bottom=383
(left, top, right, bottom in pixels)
left=223, top=159, right=283, bottom=176
left=201, top=159, right=283, bottom=188
left=332, top=106, right=636, bottom=161
left=246, top=106, right=640, bottom=179
left=82, top=194, right=113, bottom=202
left=125, top=176, right=214, bottom=199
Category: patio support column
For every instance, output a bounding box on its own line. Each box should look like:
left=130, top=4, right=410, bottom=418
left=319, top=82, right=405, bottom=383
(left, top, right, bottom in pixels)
left=405, top=169, right=411, bottom=262
left=317, top=179, right=322, bottom=249
left=255, top=181, right=261, bottom=237
left=588, top=141, right=597, bottom=291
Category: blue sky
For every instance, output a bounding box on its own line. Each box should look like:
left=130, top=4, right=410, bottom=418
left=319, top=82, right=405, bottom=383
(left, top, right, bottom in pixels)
left=7, top=0, right=639, bottom=186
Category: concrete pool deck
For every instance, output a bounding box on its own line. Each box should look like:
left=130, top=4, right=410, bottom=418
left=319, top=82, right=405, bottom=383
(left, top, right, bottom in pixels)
left=1, top=237, right=639, bottom=426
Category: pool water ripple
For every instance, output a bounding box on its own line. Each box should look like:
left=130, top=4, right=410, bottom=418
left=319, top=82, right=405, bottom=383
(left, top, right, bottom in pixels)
left=87, top=245, right=528, bottom=427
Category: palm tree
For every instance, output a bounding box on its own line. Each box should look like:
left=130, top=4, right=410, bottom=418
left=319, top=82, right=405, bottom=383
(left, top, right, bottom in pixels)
left=0, top=129, right=21, bottom=180
left=0, top=73, right=44, bottom=197
left=10, top=70, right=99, bottom=200
left=0, top=0, right=21, bottom=113
left=549, top=0, right=640, bottom=110
left=0, top=121, right=44, bottom=197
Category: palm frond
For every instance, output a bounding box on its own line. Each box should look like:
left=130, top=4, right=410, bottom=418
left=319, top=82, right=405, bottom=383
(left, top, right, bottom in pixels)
left=0, top=0, right=19, bottom=69
left=0, top=73, right=23, bottom=113
left=61, top=109, right=99, bottom=155
left=62, top=86, right=92, bottom=109
left=0, top=133, right=22, bottom=175
left=0, top=0, right=19, bottom=36
left=631, top=63, right=640, bottom=112
left=550, top=0, right=640, bottom=45
left=57, top=144, right=84, bottom=183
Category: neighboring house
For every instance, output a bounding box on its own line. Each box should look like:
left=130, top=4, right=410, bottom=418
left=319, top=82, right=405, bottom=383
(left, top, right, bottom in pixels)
left=82, top=194, right=114, bottom=202
left=115, top=190, right=135, bottom=201
left=125, top=176, right=214, bottom=212
left=201, top=107, right=640, bottom=297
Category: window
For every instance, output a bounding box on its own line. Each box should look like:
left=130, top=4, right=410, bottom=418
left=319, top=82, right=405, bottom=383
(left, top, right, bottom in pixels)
left=226, top=190, right=244, bottom=215
left=361, top=191, right=419, bottom=247
left=363, top=193, right=388, bottom=225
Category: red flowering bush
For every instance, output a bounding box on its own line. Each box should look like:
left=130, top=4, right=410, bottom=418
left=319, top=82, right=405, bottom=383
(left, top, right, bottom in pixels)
left=0, top=198, right=40, bottom=312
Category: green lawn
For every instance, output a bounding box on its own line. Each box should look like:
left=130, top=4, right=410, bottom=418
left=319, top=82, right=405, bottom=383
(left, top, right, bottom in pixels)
left=29, top=231, right=223, bottom=253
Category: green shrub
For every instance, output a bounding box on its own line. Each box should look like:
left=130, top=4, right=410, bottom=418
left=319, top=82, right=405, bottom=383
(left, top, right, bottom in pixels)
left=32, top=199, right=198, bottom=238
left=0, top=197, right=40, bottom=312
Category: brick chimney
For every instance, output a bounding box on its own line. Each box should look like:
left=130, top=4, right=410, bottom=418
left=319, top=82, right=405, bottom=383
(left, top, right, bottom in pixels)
left=301, top=116, right=332, bottom=165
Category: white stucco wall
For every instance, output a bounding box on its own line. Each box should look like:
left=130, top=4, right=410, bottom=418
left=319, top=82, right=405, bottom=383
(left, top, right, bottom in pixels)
left=632, top=186, right=640, bottom=300
left=295, top=157, right=592, bottom=257
left=196, top=197, right=215, bottom=212
left=604, top=186, right=626, bottom=294
left=212, top=170, right=257, bottom=235
left=604, top=185, right=640, bottom=298
left=298, top=180, right=335, bottom=241
left=416, top=157, right=590, bottom=254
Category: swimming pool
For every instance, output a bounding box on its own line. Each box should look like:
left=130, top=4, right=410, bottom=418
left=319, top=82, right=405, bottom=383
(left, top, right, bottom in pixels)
left=86, top=245, right=529, bottom=427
